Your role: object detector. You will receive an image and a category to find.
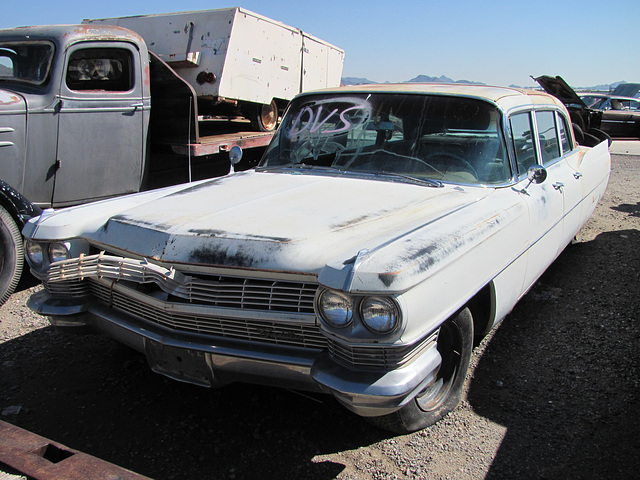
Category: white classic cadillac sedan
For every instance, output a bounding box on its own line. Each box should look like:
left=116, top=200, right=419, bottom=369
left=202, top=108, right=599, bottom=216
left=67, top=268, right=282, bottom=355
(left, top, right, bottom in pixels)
left=24, top=84, right=610, bottom=433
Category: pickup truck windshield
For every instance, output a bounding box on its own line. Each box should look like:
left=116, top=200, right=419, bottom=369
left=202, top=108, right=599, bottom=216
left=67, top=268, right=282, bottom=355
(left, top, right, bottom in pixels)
left=260, top=93, right=511, bottom=185
left=0, top=42, right=54, bottom=85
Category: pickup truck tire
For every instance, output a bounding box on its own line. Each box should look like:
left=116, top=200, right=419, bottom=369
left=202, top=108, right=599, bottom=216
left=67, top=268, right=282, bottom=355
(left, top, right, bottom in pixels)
left=0, top=206, right=23, bottom=306
left=367, top=308, right=474, bottom=433
left=250, top=99, right=279, bottom=132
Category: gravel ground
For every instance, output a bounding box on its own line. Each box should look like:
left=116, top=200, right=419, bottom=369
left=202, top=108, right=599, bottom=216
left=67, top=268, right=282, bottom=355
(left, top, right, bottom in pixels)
left=0, top=150, right=638, bottom=480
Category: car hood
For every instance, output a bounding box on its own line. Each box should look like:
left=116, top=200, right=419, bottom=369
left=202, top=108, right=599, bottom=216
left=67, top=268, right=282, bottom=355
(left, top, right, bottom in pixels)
left=612, top=83, right=640, bottom=98
left=534, top=75, right=587, bottom=107
left=28, top=171, right=523, bottom=292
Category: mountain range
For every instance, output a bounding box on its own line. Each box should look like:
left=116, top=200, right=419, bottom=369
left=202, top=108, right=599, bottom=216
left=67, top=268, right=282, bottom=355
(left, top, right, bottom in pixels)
left=341, top=75, right=629, bottom=92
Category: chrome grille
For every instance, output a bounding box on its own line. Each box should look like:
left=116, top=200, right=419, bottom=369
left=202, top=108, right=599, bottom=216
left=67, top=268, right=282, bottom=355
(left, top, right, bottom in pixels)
left=43, top=253, right=433, bottom=370
left=89, top=280, right=327, bottom=349
left=43, top=253, right=317, bottom=313
left=43, top=279, right=91, bottom=297
left=327, top=331, right=438, bottom=370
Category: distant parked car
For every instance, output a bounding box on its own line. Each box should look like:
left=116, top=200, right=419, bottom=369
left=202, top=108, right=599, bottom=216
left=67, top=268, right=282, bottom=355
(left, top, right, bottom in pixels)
left=24, top=84, right=610, bottom=433
left=580, top=94, right=640, bottom=138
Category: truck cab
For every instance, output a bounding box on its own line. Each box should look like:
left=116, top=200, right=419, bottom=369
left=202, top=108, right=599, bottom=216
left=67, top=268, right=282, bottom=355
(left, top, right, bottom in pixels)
left=0, top=25, right=150, bottom=208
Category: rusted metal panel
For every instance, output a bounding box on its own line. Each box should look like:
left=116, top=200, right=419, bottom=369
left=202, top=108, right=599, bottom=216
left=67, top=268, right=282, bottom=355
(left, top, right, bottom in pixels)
left=0, top=421, right=151, bottom=480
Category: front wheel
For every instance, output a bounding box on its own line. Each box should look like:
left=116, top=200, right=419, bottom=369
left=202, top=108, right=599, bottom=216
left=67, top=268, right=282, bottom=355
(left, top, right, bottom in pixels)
left=0, top=206, right=23, bottom=306
left=367, top=308, right=474, bottom=434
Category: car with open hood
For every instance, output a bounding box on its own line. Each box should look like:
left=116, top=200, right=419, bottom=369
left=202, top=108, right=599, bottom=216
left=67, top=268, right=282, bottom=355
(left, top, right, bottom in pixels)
left=533, top=75, right=611, bottom=145
left=24, top=84, right=611, bottom=433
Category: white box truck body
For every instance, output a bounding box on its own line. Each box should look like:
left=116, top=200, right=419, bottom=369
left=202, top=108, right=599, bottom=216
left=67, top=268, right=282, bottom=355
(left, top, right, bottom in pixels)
left=84, top=8, right=345, bottom=130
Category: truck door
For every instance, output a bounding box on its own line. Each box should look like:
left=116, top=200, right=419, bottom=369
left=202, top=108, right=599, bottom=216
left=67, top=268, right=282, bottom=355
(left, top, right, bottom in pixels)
left=53, top=41, right=145, bottom=206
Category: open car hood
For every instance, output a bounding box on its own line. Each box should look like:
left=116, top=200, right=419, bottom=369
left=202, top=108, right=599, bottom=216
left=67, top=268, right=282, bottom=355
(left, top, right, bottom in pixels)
left=612, top=83, right=640, bottom=98
left=533, top=75, right=587, bottom=107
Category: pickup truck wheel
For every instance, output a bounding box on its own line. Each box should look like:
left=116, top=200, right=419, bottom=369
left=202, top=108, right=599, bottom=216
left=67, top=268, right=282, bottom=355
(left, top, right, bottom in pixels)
left=0, top=206, right=23, bottom=306
left=250, top=100, right=278, bottom=132
left=367, top=308, right=474, bottom=434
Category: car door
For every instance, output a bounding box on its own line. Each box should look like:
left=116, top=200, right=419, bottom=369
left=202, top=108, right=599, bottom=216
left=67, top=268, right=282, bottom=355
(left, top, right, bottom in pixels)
left=533, top=110, right=585, bottom=249
left=53, top=41, right=145, bottom=207
left=600, top=98, right=635, bottom=137
left=508, top=110, right=575, bottom=291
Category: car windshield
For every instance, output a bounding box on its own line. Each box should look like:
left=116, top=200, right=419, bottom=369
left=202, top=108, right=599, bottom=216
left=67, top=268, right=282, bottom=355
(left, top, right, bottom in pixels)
left=260, top=92, right=511, bottom=185
left=0, top=42, right=55, bottom=85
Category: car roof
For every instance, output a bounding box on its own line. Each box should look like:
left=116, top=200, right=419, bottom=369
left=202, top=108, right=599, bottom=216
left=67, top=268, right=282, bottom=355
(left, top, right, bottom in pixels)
left=300, top=83, right=566, bottom=113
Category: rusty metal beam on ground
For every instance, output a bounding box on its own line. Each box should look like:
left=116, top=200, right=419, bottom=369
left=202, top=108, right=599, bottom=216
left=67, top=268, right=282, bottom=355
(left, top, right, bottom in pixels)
left=0, top=421, right=151, bottom=480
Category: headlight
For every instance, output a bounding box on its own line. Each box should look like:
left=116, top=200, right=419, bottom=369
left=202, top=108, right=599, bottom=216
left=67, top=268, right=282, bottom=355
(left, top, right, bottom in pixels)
left=25, top=240, right=44, bottom=266
left=318, top=290, right=354, bottom=328
left=361, top=296, right=400, bottom=334
left=49, top=242, right=71, bottom=263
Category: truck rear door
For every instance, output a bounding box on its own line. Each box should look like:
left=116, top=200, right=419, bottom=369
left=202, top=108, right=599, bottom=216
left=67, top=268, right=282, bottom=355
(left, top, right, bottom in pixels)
left=53, top=41, right=146, bottom=206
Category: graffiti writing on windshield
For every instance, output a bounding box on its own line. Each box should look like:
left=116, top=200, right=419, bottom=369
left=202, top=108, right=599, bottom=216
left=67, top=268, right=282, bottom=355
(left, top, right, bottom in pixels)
left=286, top=97, right=372, bottom=162
left=288, top=97, right=371, bottom=137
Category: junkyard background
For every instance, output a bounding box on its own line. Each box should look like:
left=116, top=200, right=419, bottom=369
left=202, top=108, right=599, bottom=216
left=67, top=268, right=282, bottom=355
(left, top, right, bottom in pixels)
left=1, top=143, right=639, bottom=479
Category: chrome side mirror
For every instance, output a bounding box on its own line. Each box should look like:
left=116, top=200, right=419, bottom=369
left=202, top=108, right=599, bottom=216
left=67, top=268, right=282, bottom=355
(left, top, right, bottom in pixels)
left=527, top=165, right=547, bottom=184
left=228, top=146, right=243, bottom=174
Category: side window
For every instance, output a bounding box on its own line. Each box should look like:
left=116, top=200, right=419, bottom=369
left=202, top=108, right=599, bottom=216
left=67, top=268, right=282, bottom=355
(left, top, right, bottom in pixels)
left=0, top=51, right=15, bottom=76
left=66, top=48, right=133, bottom=92
left=558, top=113, right=572, bottom=154
left=535, top=111, right=560, bottom=165
left=0, top=43, right=54, bottom=85
left=510, top=112, right=537, bottom=178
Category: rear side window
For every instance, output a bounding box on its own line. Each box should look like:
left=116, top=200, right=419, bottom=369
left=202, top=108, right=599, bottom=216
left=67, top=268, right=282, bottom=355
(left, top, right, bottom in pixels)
left=558, top=113, right=572, bottom=154
left=66, top=48, right=133, bottom=92
left=535, top=111, right=560, bottom=166
left=510, top=112, right=537, bottom=178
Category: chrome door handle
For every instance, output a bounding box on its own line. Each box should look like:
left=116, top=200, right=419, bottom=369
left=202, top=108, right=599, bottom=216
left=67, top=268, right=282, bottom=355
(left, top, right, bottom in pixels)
left=573, top=172, right=583, bottom=179
left=553, top=182, right=564, bottom=191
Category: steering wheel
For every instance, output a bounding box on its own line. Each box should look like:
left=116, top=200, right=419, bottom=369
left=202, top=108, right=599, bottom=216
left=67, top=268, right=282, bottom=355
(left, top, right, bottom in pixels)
left=339, top=150, right=442, bottom=175
left=423, top=151, right=478, bottom=178
left=293, top=140, right=346, bottom=162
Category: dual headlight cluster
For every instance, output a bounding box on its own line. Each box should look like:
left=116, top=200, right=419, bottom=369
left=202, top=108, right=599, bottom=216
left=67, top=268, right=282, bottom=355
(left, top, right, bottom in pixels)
left=25, top=240, right=71, bottom=267
left=317, top=289, right=400, bottom=335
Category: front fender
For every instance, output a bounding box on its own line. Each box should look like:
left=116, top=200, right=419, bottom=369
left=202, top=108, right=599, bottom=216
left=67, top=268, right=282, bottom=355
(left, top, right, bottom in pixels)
left=0, top=89, right=27, bottom=195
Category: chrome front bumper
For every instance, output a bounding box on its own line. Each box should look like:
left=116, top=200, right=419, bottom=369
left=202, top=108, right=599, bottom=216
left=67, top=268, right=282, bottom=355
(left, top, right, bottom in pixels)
left=28, top=289, right=442, bottom=417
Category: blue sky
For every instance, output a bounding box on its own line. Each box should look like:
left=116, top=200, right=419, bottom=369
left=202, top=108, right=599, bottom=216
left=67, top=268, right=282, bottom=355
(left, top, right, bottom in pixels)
left=2, top=0, right=638, bottom=88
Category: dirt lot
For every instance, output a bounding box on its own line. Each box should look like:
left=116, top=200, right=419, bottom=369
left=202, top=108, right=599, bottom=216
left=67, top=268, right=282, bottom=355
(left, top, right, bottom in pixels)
left=1, top=149, right=638, bottom=480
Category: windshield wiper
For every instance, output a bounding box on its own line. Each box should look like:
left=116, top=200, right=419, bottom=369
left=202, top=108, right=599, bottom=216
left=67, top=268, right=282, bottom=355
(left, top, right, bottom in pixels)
left=257, top=163, right=338, bottom=172
left=379, top=171, right=444, bottom=188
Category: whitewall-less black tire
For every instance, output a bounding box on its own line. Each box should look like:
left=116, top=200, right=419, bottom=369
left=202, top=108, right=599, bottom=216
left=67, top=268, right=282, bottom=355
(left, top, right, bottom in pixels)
left=367, top=308, right=474, bottom=434
left=0, top=206, right=23, bottom=306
